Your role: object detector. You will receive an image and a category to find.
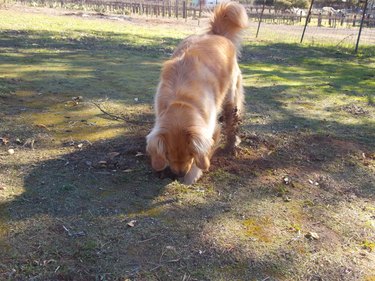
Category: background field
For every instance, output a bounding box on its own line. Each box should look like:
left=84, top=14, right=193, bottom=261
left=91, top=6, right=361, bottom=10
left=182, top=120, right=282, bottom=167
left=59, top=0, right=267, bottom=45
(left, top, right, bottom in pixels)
left=0, top=4, right=375, bottom=281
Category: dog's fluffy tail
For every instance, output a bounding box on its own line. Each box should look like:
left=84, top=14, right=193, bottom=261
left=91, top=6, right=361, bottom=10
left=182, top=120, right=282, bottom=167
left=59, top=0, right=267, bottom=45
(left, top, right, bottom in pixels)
left=208, top=2, right=248, bottom=47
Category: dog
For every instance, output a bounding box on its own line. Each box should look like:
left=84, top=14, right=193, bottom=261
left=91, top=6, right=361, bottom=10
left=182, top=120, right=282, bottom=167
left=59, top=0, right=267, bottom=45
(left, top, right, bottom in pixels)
left=146, top=2, right=248, bottom=185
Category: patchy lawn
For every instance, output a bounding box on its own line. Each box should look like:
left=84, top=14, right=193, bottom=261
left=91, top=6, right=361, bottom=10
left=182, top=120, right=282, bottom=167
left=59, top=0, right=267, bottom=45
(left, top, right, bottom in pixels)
left=0, top=5, right=375, bottom=281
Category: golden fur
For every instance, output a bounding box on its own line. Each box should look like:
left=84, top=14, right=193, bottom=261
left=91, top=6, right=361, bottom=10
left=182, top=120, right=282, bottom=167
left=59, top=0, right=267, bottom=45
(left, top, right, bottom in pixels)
left=146, top=2, right=248, bottom=184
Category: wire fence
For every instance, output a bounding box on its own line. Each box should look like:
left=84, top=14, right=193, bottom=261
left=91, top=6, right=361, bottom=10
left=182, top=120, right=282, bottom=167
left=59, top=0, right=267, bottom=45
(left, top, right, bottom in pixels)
left=248, top=20, right=375, bottom=47
left=249, top=2, right=375, bottom=51
left=3, top=0, right=375, bottom=50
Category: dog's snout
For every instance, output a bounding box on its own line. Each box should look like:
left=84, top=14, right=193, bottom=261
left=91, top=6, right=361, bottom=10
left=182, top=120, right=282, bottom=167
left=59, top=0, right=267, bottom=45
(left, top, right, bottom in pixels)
left=171, top=169, right=187, bottom=178
left=176, top=171, right=187, bottom=178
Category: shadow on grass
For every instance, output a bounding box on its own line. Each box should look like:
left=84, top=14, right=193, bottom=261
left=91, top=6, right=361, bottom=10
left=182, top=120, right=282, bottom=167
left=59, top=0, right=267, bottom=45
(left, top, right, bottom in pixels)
left=241, top=43, right=375, bottom=97
left=1, top=130, right=373, bottom=280
left=1, top=128, right=292, bottom=279
left=240, top=43, right=375, bottom=146
left=0, top=29, right=181, bottom=54
left=0, top=28, right=181, bottom=104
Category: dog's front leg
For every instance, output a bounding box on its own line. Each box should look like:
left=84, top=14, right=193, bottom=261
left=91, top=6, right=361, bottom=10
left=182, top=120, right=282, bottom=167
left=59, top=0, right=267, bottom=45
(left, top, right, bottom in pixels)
left=223, top=71, right=244, bottom=154
left=223, top=105, right=241, bottom=154
left=182, top=163, right=203, bottom=185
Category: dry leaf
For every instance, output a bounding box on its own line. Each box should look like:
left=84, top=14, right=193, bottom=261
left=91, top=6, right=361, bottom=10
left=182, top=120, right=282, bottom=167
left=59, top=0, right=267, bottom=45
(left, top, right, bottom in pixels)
left=35, top=124, right=50, bottom=131
left=283, top=176, right=290, bottom=185
left=0, top=137, right=9, bottom=145
left=72, top=96, right=83, bottom=102
left=305, top=232, right=319, bottom=240
left=65, top=101, right=78, bottom=106
left=127, top=220, right=137, bottom=227
left=107, top=152, right=120, bottom=160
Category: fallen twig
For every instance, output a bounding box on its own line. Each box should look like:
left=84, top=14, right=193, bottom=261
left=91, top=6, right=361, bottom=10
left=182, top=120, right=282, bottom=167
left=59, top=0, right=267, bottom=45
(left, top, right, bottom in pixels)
left=91, top=101, right=153, bottom=125
left=23, top=138, right=35, bottom=150
left=91, top=101, right=125, bottom=121
left=137, top=235, right=160, bottom=243
left=148, top=258, right=181, bottom=272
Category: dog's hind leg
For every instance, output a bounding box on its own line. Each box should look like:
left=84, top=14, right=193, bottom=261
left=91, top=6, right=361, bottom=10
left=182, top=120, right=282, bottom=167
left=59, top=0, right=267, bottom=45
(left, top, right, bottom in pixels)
left=223, top=70, right=244, bottom=154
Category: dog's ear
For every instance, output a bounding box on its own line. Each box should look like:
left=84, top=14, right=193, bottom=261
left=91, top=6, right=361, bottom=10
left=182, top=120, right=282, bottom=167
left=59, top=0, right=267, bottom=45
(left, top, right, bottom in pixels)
left=194, top=154, right=210, bottom=171
left=146, top=130, right=167, bottom=171
left=188, top=128, right=212, bottom=171
left=151, top=154, right=167, bottom=171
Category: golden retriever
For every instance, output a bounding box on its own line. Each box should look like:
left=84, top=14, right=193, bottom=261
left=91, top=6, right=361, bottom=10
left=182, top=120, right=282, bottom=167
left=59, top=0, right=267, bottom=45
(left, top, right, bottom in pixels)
left=146, top=2, right=248, bottom=184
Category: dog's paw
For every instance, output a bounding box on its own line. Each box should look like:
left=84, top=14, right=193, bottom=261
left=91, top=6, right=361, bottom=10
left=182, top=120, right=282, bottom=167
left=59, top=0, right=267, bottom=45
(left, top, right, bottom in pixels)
left=182, top=164, right=203, bottom=185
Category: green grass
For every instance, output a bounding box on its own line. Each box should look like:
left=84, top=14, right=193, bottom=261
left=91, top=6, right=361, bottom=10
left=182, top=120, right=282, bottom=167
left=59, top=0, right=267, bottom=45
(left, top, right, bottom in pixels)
left=1, top=6, right=375, bottom=281
left=240, top=42, right=375, bottom=145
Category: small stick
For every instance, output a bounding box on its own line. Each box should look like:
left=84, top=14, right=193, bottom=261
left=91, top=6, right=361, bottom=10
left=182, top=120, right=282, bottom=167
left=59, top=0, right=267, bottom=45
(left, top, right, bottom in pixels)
left=91, top=101, right=152, bottom=124
left=91, top=101, right=126, bottom=121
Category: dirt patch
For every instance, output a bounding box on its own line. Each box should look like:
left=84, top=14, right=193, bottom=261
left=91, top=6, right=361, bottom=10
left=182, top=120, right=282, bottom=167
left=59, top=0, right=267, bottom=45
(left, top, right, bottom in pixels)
left=341, top=103, right=369, bottom=116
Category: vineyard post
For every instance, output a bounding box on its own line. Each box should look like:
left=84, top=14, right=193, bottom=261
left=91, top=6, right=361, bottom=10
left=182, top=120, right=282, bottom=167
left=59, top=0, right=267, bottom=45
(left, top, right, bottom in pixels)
left=355, top=0, right=369, bottom=53
left=300, top=0, right=314, bottom=43
left=256, top=0, right=266, bottom=38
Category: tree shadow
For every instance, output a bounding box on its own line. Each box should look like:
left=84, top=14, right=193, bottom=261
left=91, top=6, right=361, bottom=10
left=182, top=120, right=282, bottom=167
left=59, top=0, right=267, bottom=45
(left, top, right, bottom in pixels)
left=2, top=128, right=372, bottom=280
left=0, top=132, right=301, bottom=280
left=0, top=28, right=183, bottom=108
left=241, top=43, right=375, bottom=98
left=240, top=43, right=375, bottom=146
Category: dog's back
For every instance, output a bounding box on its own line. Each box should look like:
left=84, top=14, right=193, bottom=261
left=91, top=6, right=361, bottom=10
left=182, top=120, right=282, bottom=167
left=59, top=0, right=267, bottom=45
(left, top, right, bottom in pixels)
left=157, top=2, right=248, bottom=114
left=158, top=36, right=235, bottom=111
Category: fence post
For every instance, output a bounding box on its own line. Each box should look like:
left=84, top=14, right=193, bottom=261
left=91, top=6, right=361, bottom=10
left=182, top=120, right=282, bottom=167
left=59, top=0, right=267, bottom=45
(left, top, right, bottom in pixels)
left=318, top=12, right=322, bottom=26
left=328, top=12, right=332, bottom=26
left=255, top=0, right=266, bottom=38
left=199, top=0, right=202, bottom=18
left=176, top=0, right=179, bottom=19
left=183, top=1, right=186, bottom=18
left=355, top=0, right=369, bottom=53
left=300, top=0, right=314, bottom=43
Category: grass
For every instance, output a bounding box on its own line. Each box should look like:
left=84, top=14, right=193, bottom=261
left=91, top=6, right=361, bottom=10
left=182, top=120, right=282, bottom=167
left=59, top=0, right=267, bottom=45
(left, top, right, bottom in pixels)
left=1, top=4, right=375, bottom=281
